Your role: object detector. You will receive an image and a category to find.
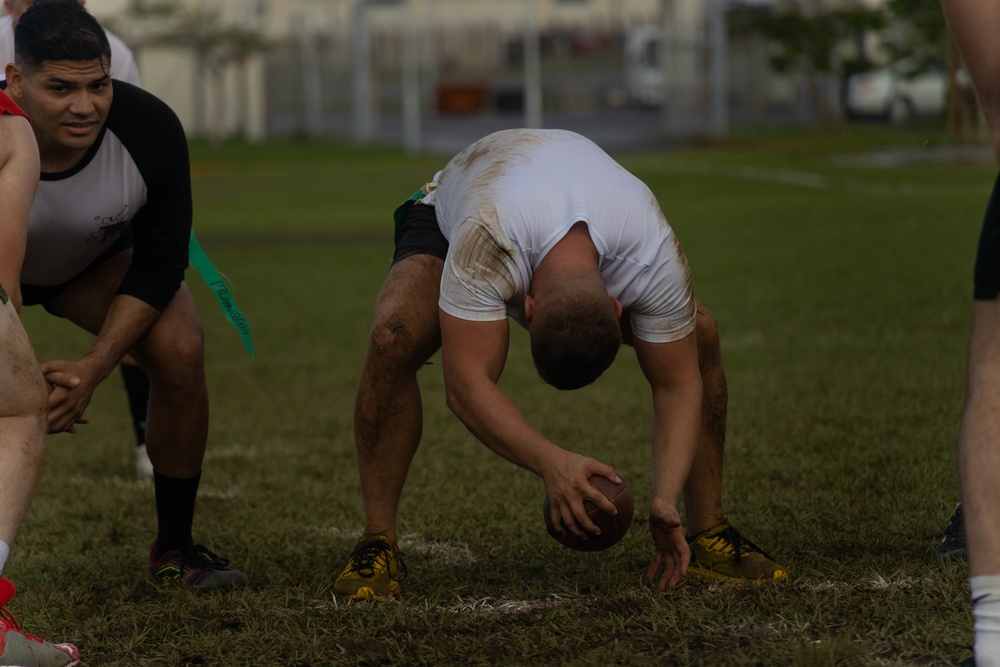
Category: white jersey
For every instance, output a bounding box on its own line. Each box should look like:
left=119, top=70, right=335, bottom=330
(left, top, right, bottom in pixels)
left=425, top=129, right=696, bottom=344
left=0, top=15, right=141, bottom=86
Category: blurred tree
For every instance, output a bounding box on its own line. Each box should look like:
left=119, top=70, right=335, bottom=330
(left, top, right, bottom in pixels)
left=882, top=0, right=979, bottom=139
left=126, top=2, right=271, bottom=142
left=743, top=0, right=978, bottom=138
left=881, top=0, right=948, bottom=72
left=739, top=1, right=886, bottom=131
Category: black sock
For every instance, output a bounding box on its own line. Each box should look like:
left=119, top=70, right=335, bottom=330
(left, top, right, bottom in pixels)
left=153, top=470, right=201, bottom=556
left=119, top=363, right=150, bottom=446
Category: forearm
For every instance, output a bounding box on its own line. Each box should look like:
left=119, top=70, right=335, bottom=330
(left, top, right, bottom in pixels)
left=633, top=332, right=702, bottom=511
left=446, top=377, right=561, bottom=476
left=650, top=382, right=702, bottom=509
left=85, top=294, right=160, bottom=377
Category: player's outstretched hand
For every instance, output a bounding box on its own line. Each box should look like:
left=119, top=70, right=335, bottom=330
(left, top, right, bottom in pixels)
left=542, top=452, right=620, bottom=541
left=41, top=358, right=99, bottom=434
left=646, top=497, right=690, bottom=591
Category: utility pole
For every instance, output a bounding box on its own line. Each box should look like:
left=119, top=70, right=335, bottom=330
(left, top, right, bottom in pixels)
left=301, top=3, right=323, bottom=137
left=351, top=0, right=374, bottom=143
left=707, top=0, right=728, bottom=136
left=523, top=0, right=542, bottom=129
left=402, top=0, right=421, bottom=153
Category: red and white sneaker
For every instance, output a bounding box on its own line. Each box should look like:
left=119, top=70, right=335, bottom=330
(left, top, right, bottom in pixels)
left=0, top=578, right=79, bottom=667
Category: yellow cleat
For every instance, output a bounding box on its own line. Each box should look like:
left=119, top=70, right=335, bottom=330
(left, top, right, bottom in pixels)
left=334, top=534, right=406, bottom=601
left=686, top=522, right=788, bottom=583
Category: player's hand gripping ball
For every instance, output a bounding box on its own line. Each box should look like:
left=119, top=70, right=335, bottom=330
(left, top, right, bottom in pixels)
left=543, top=473, right=634, bottom=551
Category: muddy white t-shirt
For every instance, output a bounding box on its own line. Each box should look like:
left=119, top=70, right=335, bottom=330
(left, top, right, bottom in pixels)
left=424, top=128, right=695, bottom=344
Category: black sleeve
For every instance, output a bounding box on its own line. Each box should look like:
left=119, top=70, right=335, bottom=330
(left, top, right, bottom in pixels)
left=108, top=81, right=192, bottom=311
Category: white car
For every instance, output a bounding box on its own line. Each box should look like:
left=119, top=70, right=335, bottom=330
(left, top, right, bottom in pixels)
left=624, top=26, right=665, bottom=108
left=844, top=62, right=948, bottom=123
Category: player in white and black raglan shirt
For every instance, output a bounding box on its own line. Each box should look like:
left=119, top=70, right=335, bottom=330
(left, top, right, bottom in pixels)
left=17, top=78, right=191, bottom=308
left=4, top=0, right=247, bottom=591
left=3, top=0, right=153, bottom=480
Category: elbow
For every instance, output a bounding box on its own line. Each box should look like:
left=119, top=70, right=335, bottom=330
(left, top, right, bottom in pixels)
left=444, top=378, right=476, bottom=426
left=444, top=384, right=464, bottom=420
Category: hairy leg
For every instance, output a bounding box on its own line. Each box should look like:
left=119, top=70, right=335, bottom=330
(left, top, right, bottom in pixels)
left=960, top=297, right=1000, bottom=577
left=355, top=255, right=444, bottom=543
left=683, top=303, right=727, bottom=534
left=0, top=301, right=48, bottom=547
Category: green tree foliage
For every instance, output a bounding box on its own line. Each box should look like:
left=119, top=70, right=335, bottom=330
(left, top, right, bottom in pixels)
left=739, top=1, right=963, bottom=130
left=741, top=5, right=886, bottom=78
left=881, top=0, right=950, bottom=76
left=738, top=3, right=886, bottom=128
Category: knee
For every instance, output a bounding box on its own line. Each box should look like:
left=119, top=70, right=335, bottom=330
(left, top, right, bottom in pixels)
left=20, top=374, right=48, bottom=434
left=142, top=324, right=206, bottom=390
left=695, top=307, right=721, bottom=360
left=366, top=315, right=436, bottom=376
left=0, top=354, right=48, bottom=426
left=0, top=372, right=48, bottom=462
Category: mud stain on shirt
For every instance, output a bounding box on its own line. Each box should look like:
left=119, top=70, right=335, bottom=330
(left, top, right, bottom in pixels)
left=441, top=129, right=549, bottom=196
left=448, top=211, right=518, bottom=304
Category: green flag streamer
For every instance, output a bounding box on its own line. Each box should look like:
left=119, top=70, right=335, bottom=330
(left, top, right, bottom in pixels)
left=188, top=232, right=255, bottom=357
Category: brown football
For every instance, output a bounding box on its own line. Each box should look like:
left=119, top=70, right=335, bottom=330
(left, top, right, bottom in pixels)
left=543, top=473, right=634, bottom=551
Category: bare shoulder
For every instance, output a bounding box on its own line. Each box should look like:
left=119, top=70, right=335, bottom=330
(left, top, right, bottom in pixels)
left=0, top=112, right=37, bottom=169
left=0, top=113, right=16, bottom=165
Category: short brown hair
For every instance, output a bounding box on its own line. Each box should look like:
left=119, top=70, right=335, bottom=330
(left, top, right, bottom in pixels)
left=14, top=0, right=110, bottom=72
left=529, top=291, right=621, bottom=390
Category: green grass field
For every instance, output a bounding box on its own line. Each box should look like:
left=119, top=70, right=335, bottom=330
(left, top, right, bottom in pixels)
left=11, top=125, right=995, bottom=666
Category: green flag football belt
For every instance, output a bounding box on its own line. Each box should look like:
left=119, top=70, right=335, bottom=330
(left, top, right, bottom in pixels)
left=188, top=231, right=255, bottom=358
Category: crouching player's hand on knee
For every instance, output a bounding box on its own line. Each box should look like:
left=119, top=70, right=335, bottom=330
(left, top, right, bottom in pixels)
left=646, top=497, right=689, bottom=591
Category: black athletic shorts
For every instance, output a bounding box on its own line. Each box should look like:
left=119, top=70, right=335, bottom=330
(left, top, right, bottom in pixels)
left=392, top=202, right=448, bottom=265
left=974, top=172, right=1000, bottom=300
left=21, top=226, right=133, bottom=313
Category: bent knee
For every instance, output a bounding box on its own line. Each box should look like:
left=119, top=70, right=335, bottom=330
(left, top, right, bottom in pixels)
left=0, top=319, right=48, bottom=423
left=0, top=379, right=48, bottom=425
left=695, top=307, right=720, bottom=347
left=140, top=325, right=206, bottom=387
left=367, top=315, right=439, bottom=372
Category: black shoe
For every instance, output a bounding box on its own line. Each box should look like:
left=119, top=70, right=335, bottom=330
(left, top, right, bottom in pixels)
left=938, top=503, right=967, bottom=560
left=149, top=543, right=249, bottom=591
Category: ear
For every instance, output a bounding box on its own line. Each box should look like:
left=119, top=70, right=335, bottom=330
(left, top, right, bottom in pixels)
left=610, top=296, right=622, bottom=319
left=4, top=64, right=24, bottom=101
left=524, top=294, right=535, bottom=322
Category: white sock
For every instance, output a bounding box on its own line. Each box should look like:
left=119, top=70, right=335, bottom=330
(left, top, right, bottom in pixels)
left=971, top=575, right=1000, bottom=667
left=0, top=540, right=9, bottom=578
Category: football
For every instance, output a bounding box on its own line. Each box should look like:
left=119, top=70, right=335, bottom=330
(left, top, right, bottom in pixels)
left=543, top=473, right=634, bottom=551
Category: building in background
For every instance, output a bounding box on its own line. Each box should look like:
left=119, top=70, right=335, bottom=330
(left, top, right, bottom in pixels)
left=36, top=0, right=905, bottom=147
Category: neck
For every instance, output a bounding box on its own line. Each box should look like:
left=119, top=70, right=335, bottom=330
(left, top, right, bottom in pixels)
left=38, top=141, right=88, bottom=174
left=530, top=221, right=600, bottom=299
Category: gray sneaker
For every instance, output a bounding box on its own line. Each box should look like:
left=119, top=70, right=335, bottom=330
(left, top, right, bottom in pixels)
left=149, top=543, right=248, bottom=591
left=0, top=579, right=80, bottom=666
left=938, top=503, right=966, bottom=560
